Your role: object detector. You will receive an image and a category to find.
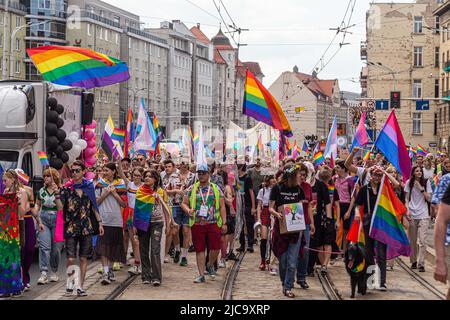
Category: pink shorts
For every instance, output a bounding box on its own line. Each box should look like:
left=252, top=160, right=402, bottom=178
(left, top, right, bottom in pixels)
left=191, top=223, right=221, bottom=253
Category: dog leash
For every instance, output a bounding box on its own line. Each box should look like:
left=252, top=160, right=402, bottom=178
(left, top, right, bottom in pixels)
left=304, top=246, right=344, bottom=255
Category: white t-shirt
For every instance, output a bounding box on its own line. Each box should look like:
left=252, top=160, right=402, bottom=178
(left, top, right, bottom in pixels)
left=257, top=187, right=272, bottom=207
left=423, top=167, right=434, bottom=180
left=127, top=182, right=140, bottom=209
left=404, top=180, right=431, bottom=220
left=357, top=167, right=371, bottom=186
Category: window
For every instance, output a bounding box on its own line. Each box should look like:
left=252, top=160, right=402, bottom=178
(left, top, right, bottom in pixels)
left=440, top=107, right=443, bottom=124
left=174, top=77, right=177, bottom=88
left=436, top=47, right=440, bottom=68
left=16, top=16, right=21, bottom=28
left=15, top=39, right=20, bottom=51
left=436, top=79, right=440, bottom=98
left=413, top=113, right=422, bottom=135
left=115, top=93, right=119, bottom=105
left=87, top=23, right=92, bottom=36
left=104, top=29, right=109, bottom=41
left=0, top=33, right=2, bottom=47
left=436, top=16, right=440, bottom=34
left=22, top=152, right=33, bottom=179
left=15, top=60, right=20, bottom=74
left=98, top=27, right=103, bottom=39
left=414, top=47, right=423, bottom=67
left=414, top=16, right=423, bottom=33
left=116, top=33, right=119, bottom=44
left=434, top=113, right=438, bottom=136
left=413, top=80, right=422, bottom=98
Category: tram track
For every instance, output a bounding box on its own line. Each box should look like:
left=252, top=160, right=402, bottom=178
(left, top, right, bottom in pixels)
left=316, top=268, right=343, bottom=300
left=222, top=251, right=247, bottom=300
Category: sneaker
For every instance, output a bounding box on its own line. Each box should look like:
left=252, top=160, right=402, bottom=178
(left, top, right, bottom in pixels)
left=113, top=262, right=121, bottom=271
left=411, top=262, right=417, bottom=269
left=65, top=280, right=74, bottom=295
left=108, top=270, right=116, bottom=282
left=218, top=259, right=226, bottom=268
left=188, top=245, right=195, bottom=253
left=173, top=251, right=181, bottom=263
left=180, top=257, right=188, bottom=267
left=101, top=274, right=111, bottom=285
left=143, top=280, right=150, bottom=285
left=24, top=283, right=31, bottom=291
left=128, top=265, right=141, bottom=275
left=418, top=266, right=425, bottom=272
left=194, top=275, right=206, bottom=283
left=49, top=273, right=59, bottom=282
left=297, top=280, right=309, bottom=289
left=320, top=265, right=328, bottom=275
left=387, top=266, right=394, bottom=271
left=97, top=266, right=104, bottom=274
left=378, top=284, right=388, bottom=291
left=11, top=291, right=23, bottom=298
left=247, top=247, right=254, bottom=253
left=270, top=268, right=278, bottom=275
left=169, top=248, right=175, bottom=257
left=227, top=251, right=238, bottom=261
left=206, top=265, right=216, bottom=280
left=330, top=259, right=336, bottom=266
left=164, top=256, right=170, bottom=263
left=152, top=280, right=161, bottom=286
left=259, top=262, right=266, bottom=271
left=236, top=247, right=245, bottom=253
left=77, top=288, right=88, bottom=297
left=37, top=273, right=49, bottom=285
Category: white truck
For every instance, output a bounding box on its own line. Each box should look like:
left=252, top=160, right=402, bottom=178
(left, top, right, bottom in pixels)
left=0, top=80, right=89, bottom=193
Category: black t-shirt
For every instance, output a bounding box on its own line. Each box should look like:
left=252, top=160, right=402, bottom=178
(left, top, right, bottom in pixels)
left=311, top=180, right=331, bottom=218
left=238, top=174, right=254, bottom=206
left=270, top=184, right=305, bottom=209
left=355, top=184, right=380, bottom=222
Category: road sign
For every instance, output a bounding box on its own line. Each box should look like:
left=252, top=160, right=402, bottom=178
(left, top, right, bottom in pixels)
left=429, top=142, right=438, bottom=148
left=375, top=100, right=389, bottom=110
left=416, top=100, right=430, bottom=111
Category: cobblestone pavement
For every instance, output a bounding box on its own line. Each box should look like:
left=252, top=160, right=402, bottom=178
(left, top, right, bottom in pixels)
left=117, top=252, right=232, bottom=300
left=232, top=248, right=327, bottom=300
left=327, top=255, right=447, bottom=300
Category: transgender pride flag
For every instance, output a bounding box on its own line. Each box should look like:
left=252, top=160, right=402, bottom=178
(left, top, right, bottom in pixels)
left=350, top=112, right=369, bottom=151
left=375, top=110, right=411, bottom=182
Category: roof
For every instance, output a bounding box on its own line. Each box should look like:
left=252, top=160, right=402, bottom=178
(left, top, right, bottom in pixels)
left=214, top=44, right=235, bottom=50
left=214, top=49, right=227, bottom=65
left=211, top=28, right=232, bottom=47
left=236, top=65, right=247, bottom=78
left=294, top=71, right=336, bottom=98
left=190, top=26, right=210, bottom=45
left=434, top=1, right=450, bottom=16
left=243, top=62, right=264, bottom=77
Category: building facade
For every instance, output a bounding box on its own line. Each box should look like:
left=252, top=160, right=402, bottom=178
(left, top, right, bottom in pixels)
left=434, top=0, right=450, bottom=152
left=362, top=0, right=441, bottom=151
left=0, top=0, right=27, bottom=80
left=269, top=66, right=349, bottom=146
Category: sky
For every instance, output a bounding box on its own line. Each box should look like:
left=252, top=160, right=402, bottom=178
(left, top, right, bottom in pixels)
left=107, top=0, right=415, bottom=93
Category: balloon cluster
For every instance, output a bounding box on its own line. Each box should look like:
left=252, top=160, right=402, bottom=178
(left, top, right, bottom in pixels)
left=66, top=131, right=87, bottom=163
left=45, top=97, right=72, bottom=170
left=83, top=120, right=97, bottom=167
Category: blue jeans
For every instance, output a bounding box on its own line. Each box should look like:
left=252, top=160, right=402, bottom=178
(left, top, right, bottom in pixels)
left=296, top=225, right=311, bottom=281
left=37, top=211, right=63, bottom=273
left=279, top=231, right=303, bottom=290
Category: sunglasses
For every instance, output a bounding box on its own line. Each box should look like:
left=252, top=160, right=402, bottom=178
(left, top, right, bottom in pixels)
left=71, top=168, right=82, bottom=174
left=43, top=174, right=51, bottom=178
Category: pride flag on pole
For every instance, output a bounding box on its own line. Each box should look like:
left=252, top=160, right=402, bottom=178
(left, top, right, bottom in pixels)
left=37, top=151, right=49, bottom=167
left=324, top=116, right=338, bottom=159
left=351, top=112, right=369, bottom=151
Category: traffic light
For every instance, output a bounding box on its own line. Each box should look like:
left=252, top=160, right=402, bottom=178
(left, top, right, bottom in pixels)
left=390, top=91, right=401, bottom=109
left=181, top=112, right=189, bottom=125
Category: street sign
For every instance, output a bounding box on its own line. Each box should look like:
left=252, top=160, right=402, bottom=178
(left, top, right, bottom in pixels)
left=429, top=142, right=438, bottom=148
left=375, top=100, right=389, bottom=110
left=416, top=100, right=430, bottom=111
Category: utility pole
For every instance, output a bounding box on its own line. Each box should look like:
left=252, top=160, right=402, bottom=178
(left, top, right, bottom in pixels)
left=2, top=1, right=9, bottom=80
left=190, top=39, right=197, bottom=133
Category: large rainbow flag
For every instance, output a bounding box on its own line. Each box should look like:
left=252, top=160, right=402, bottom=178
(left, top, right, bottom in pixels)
left=369, top=176, right=411, bottom=260
left=27, top=45, right=129, bottom=89
left=374, top=110, right=411, bottom=182
left=243, top=70, right=293, bottom=137
left=417, top=144, right=429, bottom=156
left=133, top=185, right=156, bottom=232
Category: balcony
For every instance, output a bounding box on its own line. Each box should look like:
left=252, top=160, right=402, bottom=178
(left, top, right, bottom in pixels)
left=0, top=0, right=27, bottom=14
left=82, top=12, right=120, bottom=29
left=360, top=41, right=367, bottom=61
left=125, top=27, right=167, bottom=46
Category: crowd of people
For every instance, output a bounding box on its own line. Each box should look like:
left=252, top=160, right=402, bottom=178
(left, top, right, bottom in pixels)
left=1, top=147, right=450, bottom=299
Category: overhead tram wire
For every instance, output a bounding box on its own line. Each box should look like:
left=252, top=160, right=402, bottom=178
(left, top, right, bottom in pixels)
left=212, top=0, right=239, bottom=47
left=183, top=0, right=221, bottom=21
left=218, top=0, right=237, bottom=28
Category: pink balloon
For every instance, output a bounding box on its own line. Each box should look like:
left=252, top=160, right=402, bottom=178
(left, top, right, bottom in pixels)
left=87, top=139, right=96, bottom=148
left=84, top=120, right=97, bottom=129
left=84, top=171, right=95, bottom=180
left=86, top=156, right=97, bottom=166
left=84, top=147, right=96, bottom=157
left=84, top=130, right=95, bottom=140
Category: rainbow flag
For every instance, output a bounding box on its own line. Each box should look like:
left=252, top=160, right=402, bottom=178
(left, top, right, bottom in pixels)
left=370, top=176, right=411, bottom=260
left=133, top=185, right=156, bottom=232
left=37, top=151, right=49, bottom=167
left=193, top=133, right=200, bottom=151
left=26, top=45, right=129, bottom=89
left=375, top=110, right=411, bottom=182
left=153, top=113, right=164, bottom=142
left=302, top=141, right=309, bottom=155
left=256, top=134, right=263, bottom=157
left=243, top=69, right=293, bottom=137
left=363, top=150, right=371, bottom=161
left=124, top=107, right=133, bottom=158
left=292, top=140, right=299, bottom=159
left=111, top=128, right=126, bottom=142
left=417, top=144, right=429, bottom=156
left=431, top=175, right=439, bottom=192
left=16, top=171, right=30, bottom=185
left=286, top=139, right=292, bottom=156
left=313, top=150, right=325, bottom=165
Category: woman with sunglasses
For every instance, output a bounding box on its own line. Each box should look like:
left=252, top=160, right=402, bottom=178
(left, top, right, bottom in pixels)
left=118, top=164, right=144, bottom=275
left=34, top=168, right=64, bottom=285
left=95, top=162, right=127, bottom=285
left=133, top=169, right=173, bottom=285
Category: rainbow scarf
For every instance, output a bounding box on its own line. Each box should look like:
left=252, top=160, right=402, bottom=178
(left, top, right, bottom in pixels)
left=26, top=45, right=130, bottom=89
left=133, top=184, right=157, bottom=232
left=96, top=178, right=127, bottom=194
left=431, top=175, right=439, bottom=191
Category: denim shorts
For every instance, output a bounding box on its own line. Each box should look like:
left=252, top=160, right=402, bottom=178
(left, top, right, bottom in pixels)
left=172, top=206, right=189, bottom=226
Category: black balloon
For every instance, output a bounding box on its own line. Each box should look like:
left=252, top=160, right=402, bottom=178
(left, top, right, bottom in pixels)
left=60, top=152, right=69, bottom=163
left=56, top=129, right=66, bottom=142
left=61, top=139, right=73, bottom=151
left=55, top=104, right=64, bottom=115
left=56, top=117, right=64, bottom=129
left=47, top=97, right=58, bottom=109
left=46, top=136, right=59, bottom=151
left=49, top=157, right=63, bottom=170
left=55, top=145, right=64, bottom=156
left=45, top=123, right=58, bottom=136
left=46, top=110, right=59, bottom=123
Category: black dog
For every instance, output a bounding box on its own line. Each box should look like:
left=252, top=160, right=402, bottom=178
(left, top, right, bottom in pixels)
left=344, top=244, right=368, bottom=298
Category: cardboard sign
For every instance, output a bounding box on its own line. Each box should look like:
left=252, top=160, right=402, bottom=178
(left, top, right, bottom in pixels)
left=279, top=203, right=306, bottom=234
